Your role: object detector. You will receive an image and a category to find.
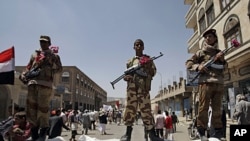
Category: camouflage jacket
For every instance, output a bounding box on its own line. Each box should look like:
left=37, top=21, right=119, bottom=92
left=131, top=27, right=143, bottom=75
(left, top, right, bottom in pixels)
left=185, top=43, right=227, bottom=84
left=126, top=54, right=156, bottom=91
left=24, top=48, right=62, bottom=87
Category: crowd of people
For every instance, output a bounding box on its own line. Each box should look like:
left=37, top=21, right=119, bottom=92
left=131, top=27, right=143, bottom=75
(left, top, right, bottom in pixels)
left=0, top=105, right=126, bottom=141
left=149, top=110, right=178, bottom=141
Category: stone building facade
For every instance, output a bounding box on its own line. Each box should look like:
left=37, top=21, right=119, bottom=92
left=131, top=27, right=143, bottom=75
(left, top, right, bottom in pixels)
left=151, top=77, right=193, bottom=117
left=0, top=66, right=108, bottom=117
left=152, top=0, right=250, bottom=118
left=185, top=0, right=250, bottom=117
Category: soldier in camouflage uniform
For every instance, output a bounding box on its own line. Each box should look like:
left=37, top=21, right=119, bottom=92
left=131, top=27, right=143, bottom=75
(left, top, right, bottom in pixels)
left=19, top=35, right=62, bottom=141
left=186, top=29, right=226, bottom=141
left=120, top=39, right=163, bottom=141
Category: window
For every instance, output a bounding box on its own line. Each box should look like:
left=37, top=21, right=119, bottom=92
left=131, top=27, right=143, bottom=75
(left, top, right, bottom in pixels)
left=198, top=8, right=206, bottom=34
left=206, top=0, right=215, bottom=26
left=223, top=15, right=242, bottom=49
left=220, top=0, right=233, bottom=10
left=197, top=0, right=201, bottom=5
left=248, top=1, right=250, bottom=18
left=76, top=74, right=80, bottom=84
left=81, top=78, right=84, bottom=86
left=62, top=72, right=70, bottom=83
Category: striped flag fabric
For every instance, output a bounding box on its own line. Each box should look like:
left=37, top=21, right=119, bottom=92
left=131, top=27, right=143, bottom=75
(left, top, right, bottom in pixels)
left=0, top=46, right=15, bottom=85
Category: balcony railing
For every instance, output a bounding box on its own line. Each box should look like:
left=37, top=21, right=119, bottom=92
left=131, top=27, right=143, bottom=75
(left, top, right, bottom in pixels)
left=188, top=30, right=199, bottom=53
left=185, top=2, right=197, bottom=28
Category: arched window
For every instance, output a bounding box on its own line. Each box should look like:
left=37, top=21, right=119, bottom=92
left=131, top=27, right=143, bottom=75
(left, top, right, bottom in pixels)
left=220, top=0, right=233, bottom=10
left=197, top=0, right=201, bottom=5
left=223, top=15, right=242, bottom=49
left=205, top=0, right=215, bottom=26
left=198, top=8, right=206, bottom=34
left=248, top=0, right=250, bottom=18
left=62, top=71, right=70, bottom=82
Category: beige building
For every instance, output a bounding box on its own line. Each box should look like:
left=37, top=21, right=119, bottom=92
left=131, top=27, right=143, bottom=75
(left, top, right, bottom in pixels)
left=185, top=0, right=250, bottom=116
left=0, top=66, right=107, bottom=120
left=152, top=0, right=250, bottom=117
left=151, top=77, right=193, bottom=116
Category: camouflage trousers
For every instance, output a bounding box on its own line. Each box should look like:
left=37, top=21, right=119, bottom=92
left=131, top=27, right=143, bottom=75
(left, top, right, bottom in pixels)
left=26, top=84, right=52, bottom=128
left=197, top=83, right=223, bottom=129
left=123, top=83, right=154, bottom=130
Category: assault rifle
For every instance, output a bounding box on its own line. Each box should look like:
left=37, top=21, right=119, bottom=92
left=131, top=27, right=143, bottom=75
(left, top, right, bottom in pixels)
left=110, top=52, right=163, bottom=89
left=190, top=39, right=240, bottom=83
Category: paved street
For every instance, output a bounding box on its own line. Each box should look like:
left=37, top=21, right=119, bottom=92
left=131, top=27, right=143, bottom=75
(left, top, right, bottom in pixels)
left=60, top=118, right=190, bottom=141
left=53, top=116, right=234, bottom=141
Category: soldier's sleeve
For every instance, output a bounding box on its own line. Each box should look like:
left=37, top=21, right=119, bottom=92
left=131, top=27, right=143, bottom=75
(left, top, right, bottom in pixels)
left=150, top=61, right=157, bottom=77
left=52, top=54, right=62, bottom=74
left=126, top=59, right=132, bottom=69
left=23, top=53, right=36, bottom=73
left=185, top=51, right=201, bottom=71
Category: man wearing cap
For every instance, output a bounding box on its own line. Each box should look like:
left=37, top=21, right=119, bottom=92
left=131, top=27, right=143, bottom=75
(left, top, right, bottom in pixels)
left=19, top=35, right=62, bottom=141
left=186, top=29, right=227, bottom=141
left=120, top=39, right=163, bottom=141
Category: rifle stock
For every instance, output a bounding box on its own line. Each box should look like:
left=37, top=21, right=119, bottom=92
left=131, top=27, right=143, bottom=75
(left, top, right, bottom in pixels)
left=110, top=52, right=163, bottom=89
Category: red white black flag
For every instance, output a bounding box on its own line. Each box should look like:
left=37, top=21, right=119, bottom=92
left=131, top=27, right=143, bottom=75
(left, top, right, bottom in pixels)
left=0, top=46, right=15, bottom=85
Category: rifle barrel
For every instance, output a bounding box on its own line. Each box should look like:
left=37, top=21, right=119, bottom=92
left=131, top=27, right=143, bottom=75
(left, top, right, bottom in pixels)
left=190, top=43, right=238, bottom=83
left=110, top=52, right=164, bottom=89
left=110, top=74, right=125, bottom=89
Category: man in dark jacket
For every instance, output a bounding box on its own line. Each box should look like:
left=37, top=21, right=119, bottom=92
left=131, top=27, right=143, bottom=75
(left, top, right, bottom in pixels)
left=48, top=109, right=70, bottom=139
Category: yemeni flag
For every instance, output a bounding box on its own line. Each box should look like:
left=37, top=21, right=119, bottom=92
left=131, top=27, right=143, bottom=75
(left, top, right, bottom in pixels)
left=0, top=46, right=15, bottom=85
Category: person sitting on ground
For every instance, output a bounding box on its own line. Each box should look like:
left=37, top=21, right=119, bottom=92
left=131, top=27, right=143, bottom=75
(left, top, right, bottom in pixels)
left=7, top=111, right=31, bottom=141
left=0, top=104, right=20, bottom=141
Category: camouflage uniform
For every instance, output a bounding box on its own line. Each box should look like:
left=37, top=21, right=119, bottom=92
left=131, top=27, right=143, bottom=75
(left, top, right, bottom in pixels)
left=121, top=39, right=163, bottom=141
left=25, top=48, right=62, bottom=128
left=20, top=35, right=62, bottom=141
left=186, top=41, right=226, bottom=136
left=123, top=55, right=156, bottom=130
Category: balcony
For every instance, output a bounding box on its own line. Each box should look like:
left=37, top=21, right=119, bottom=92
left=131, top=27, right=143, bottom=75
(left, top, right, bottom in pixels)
left=184, top=0, right=194, bottom=5
left=187, top=30, right=199, bottom=54
left=185, top=1, right=197, bottom=28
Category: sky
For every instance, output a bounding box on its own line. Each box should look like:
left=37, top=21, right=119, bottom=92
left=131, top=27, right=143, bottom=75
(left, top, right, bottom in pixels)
left=0, top=0, right=193, bottom=98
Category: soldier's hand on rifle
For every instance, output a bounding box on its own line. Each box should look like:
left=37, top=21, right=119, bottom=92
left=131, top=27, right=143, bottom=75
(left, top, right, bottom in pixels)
left=197, top=64, right=208, bottom=73
left=214, top=51, right=225, bottom=62
left=19, top=72, right=28, bottom=84
left=123, top=75, right=133, bottom=81
left=142, top=59, right=153, bottom=69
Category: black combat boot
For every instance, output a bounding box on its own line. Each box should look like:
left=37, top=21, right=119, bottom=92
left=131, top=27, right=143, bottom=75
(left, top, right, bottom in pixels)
left=197, top=126, right=208, bottom=141
left=120, top=126, right=133, bottom=141
left=148, top=128, right=164, bottom=141
left=30, top=126, right=39, bottom=141
left=211, top=128, right=226, bottom=141
left=37, top=127, right=49, bottom=141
